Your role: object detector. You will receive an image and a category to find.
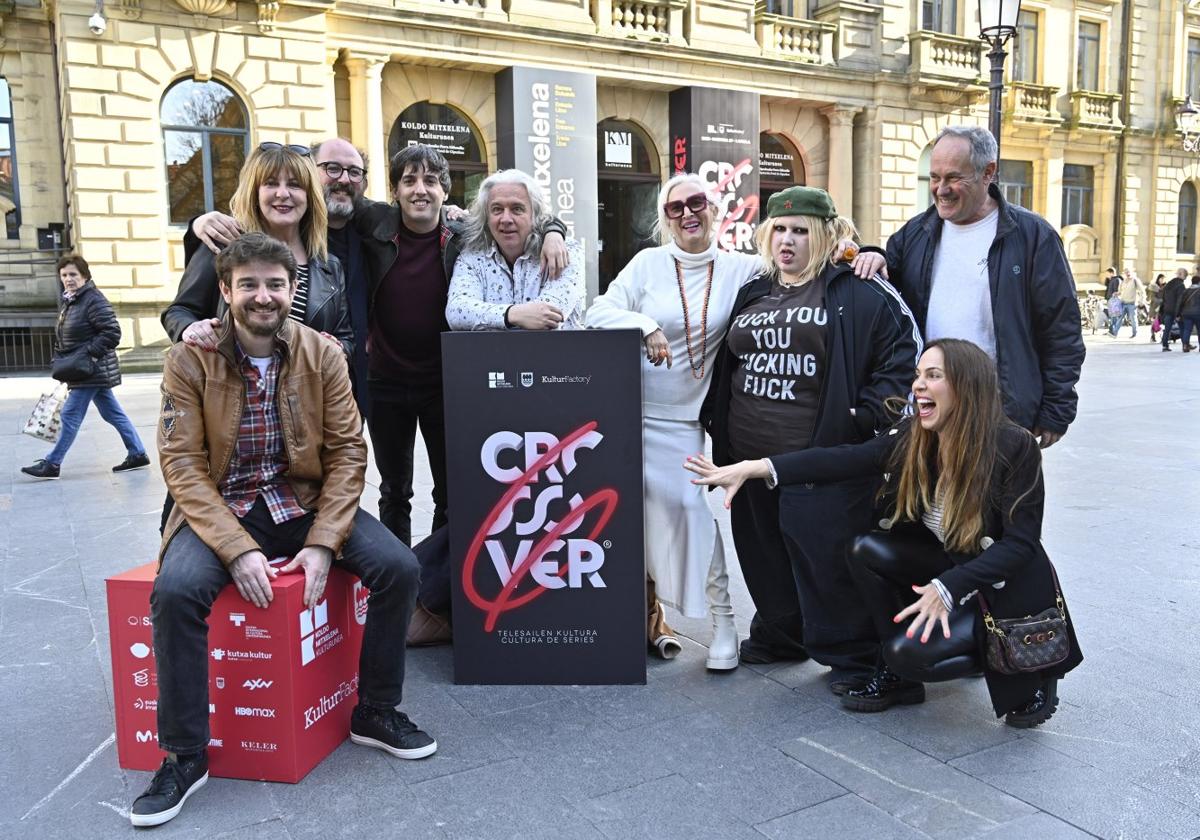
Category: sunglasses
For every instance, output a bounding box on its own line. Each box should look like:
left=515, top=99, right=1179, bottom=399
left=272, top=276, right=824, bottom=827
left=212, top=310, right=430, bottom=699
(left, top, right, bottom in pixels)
left=663, top=193, right=709, bottom=219
left=259, top=142, right=311, bottom=157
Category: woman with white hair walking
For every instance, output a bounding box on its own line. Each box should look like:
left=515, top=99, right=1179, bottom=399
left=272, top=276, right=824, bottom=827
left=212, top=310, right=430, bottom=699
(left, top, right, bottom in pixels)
left=586, top=172, right=762, bottom=668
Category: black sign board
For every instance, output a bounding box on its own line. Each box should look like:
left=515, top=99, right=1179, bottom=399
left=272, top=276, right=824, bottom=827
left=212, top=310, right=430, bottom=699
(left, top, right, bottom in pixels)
left=389, top=102, right=483, bottom=164
left=496, top=66, right=600, bottom=297
left=442, top=329, right=646, bottom=685
left=669, top=86, right=761, bottom=253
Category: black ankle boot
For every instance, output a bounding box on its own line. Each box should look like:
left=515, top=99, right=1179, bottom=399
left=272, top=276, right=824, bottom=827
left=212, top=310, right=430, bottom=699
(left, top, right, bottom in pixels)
left=1005, top=678, right=1059, bottom=728
left=840, top=665, right=925, bottom=713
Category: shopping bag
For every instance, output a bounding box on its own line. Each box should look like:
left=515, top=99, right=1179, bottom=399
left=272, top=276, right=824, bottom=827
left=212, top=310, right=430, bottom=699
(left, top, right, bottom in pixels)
left=22, top=384, right=67, bottom=443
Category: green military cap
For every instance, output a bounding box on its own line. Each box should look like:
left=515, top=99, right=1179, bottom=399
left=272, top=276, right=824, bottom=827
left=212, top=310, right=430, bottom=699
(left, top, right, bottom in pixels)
left=765, top=186, right=837, bottom=220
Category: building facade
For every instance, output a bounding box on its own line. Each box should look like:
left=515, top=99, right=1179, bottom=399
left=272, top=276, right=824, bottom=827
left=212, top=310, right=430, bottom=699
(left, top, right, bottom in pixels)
left=0, top=0, right=1195, bottom=365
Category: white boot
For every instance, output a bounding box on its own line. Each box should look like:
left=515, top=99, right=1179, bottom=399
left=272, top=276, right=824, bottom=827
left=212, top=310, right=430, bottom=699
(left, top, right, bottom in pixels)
left=706, top=612, right=739, bottom=670
left=705, top=539, right=738, bottom=670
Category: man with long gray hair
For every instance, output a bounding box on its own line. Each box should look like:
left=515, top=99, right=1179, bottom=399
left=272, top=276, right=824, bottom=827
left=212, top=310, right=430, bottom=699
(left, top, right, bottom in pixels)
left=855, top=124, right=1084, bottom=449
left=446, top=169, right=585, bottom=331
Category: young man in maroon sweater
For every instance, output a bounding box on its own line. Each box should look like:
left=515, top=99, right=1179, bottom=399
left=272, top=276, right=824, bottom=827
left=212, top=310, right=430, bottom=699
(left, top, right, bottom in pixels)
left=354, top=145, right=569, bottom=644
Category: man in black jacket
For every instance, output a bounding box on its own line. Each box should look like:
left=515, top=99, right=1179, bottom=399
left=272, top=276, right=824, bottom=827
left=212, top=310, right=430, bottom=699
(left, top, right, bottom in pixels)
left=857, top=125, right=1084, bottom=447
left=1160, top=268, right=1188, bottom=351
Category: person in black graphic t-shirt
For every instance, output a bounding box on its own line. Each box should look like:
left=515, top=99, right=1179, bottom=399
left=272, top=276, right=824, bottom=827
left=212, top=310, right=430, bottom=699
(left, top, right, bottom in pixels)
left=699, top=186, right=920, bottom=695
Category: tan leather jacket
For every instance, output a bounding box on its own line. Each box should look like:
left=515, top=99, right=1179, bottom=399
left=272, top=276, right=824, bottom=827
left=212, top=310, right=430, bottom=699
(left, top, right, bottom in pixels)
left=157, top=316, right=365, bottom=567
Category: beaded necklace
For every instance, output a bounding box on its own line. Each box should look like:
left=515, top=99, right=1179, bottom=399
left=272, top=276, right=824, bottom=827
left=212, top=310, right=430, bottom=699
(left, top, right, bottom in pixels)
left=673, top=257, right=713, bottom=380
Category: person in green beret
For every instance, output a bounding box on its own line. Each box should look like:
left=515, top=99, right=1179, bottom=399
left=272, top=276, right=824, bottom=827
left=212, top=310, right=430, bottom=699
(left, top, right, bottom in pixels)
left=695, top=185, right=922, bottom=698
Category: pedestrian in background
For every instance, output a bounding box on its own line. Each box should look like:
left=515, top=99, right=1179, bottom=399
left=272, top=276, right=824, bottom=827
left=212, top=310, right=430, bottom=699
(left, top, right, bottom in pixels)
left=1110, top=268, right=1143, bottom=338
left=1179, top=275, right=1200, bottom=352
left=21, top=256, right=149, bottom=480
left=1149, top=274, right=1165, bottom=342
left=1160, top=268, right=1188, bottom=352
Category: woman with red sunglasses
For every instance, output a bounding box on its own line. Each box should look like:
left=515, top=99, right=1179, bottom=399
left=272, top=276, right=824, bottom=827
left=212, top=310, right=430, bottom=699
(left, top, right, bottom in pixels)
left=586, top=172, right=762, bottom=669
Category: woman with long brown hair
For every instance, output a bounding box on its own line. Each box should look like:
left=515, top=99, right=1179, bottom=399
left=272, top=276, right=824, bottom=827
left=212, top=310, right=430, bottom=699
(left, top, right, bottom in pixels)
left=687, top=338, right=1082, bottom=727
left=162, top=142, right=351, bottom=354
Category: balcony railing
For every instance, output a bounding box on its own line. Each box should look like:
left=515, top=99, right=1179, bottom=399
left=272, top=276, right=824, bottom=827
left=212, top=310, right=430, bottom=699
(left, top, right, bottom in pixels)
left=755, top=12, right=836, bottom=64
left=1008, top=81, right=1060, bottom=123
left=1070, top=90, right=1122, bottom=130
left=908, top=30, right=983, bottom=83
left=606, top=0, right=687, bottom=41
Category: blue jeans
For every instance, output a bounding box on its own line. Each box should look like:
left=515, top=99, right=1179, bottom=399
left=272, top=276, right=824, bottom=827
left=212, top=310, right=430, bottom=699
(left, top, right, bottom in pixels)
left=1110, top=303, right=1138, bottom=337
left=1183, top=317, right=1200, bottom=347
left=151, top=499, right=418, bottom=753
left=45, top=386, right=145, bottom=466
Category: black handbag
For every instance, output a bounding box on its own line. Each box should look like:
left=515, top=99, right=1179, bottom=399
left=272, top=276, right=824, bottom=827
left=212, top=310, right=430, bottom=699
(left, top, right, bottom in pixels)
left=51, top=345, right=96, bottom=383
left=977, top=564, right=1071, bottom=675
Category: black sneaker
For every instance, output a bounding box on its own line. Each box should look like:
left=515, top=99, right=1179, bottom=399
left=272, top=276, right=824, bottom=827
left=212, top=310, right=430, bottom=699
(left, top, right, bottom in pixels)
left=828, top=672, right=870, bottom=696
left=1005, top=678, right=1059, bottom=729
left=350, top=705, right=437, bottom=759
left=113, top=452, right=151, bottom=473
left=130, top=752, right=208, bottom=827
left=739, top=637, right=811, bottom=665
left=840, top=666, right=925, bottom=712
left=20, top=459, right=60, bottom=480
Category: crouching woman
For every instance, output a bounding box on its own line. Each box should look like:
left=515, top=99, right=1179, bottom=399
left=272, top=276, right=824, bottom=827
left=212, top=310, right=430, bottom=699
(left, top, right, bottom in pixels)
left=686, top=338, right=1082, bottom=727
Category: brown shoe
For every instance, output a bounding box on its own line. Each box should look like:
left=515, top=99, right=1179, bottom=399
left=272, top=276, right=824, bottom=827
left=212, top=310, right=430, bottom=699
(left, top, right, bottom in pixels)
left=406, top=603, right=452, bottom=646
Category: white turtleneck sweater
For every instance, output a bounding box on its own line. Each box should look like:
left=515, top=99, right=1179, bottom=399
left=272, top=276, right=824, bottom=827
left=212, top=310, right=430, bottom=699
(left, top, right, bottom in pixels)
left=586, top=241, right=760, bottom=421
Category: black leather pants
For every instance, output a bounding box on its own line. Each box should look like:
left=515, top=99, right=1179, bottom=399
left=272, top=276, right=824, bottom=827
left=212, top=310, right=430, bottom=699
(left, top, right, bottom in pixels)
left=848, top=528, right=982, bottom=683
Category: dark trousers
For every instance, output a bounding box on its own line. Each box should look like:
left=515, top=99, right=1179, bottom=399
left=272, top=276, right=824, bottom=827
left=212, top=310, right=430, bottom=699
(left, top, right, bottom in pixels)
left=370, top=384, right=449, bottom=548
left=150, top=498, right=419, bottom=754
left=847, top=528, right=981, bottom=683
left=1183, top=316, right=1200, bottom=348
left=731, top=477, right=879, bottom=678
left=1161, top=313, right=1177, bottom=348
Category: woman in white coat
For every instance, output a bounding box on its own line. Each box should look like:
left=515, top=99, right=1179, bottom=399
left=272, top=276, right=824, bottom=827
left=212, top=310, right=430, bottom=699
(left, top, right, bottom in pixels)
left=586, top=172, right=760, bottom=669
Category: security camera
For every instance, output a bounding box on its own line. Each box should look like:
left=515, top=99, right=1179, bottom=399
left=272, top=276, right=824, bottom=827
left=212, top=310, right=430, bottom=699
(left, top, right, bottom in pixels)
left=88, top=12, right=106, bottom=35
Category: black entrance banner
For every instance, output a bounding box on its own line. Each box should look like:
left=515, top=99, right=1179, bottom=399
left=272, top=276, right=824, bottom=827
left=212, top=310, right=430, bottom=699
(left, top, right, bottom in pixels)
left=669, top=86, right=761, bottom=254
left=442, top=329, right=646, bottom=685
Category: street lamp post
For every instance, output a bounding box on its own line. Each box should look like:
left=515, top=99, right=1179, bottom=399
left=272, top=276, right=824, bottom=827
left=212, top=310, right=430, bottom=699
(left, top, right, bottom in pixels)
left=978, top=0, right=1022, bottom=160
left=1176, top=95, right=1200, bottom=153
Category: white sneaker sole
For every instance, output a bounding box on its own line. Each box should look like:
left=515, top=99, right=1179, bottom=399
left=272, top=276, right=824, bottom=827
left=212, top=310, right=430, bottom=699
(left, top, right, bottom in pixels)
left=705, top=654, right=739, bottom=671
left=350, top=732, right=438, bottom=760
left=129, top=771, right=208, bottom=827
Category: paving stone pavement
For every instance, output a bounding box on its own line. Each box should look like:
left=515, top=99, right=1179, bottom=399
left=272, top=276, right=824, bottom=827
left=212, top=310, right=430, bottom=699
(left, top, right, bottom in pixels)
left=0, top=334, right=1197, bottom=839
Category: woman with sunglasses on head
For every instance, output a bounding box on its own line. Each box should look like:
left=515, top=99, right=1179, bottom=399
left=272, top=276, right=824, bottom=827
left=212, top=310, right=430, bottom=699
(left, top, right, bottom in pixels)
left=586, top=172, right=762, bottom=668
left=687, top=339, right=1082, bottom=727
left=695, top=186, right=919, bottom=695
left=162, top=142, right=352, bottom=356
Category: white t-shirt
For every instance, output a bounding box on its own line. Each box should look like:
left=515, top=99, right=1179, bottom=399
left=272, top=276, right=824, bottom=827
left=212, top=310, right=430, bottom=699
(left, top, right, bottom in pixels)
left=247, top=355, right=272, bottom=382
left=926, top=207, right=999, bottom=359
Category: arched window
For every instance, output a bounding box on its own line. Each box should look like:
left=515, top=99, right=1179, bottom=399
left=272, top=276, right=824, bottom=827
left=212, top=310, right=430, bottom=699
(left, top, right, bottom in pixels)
left=161, top=79, right=249, bottom=225
left=0, top=77, right=20, bottom=239
left=389, top=102, right=487, bottom=208
left=1178, top=182, right=1197, bottom=254
left=916, top=143, right=934, bottom=211
left=758, top=132, right=806, bottom=213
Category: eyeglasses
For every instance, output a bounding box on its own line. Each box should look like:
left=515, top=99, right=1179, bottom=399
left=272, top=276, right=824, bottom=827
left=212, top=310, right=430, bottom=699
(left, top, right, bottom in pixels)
left=663, top=192, right=709, bottom=219
left=316, top=161, right=367, bottom=183
left=259, top=142, right=311, bottom=157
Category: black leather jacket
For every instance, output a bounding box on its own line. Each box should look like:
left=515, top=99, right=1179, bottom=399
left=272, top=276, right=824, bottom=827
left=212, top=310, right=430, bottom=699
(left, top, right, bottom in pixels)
left=56, top=281, right=122, bottom=390
left=161, top=247, right=353, bottom=359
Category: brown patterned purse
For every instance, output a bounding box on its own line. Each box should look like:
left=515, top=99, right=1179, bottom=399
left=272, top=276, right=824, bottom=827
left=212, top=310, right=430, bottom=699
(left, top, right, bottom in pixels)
left=977, top=564, right=1071, bottom=675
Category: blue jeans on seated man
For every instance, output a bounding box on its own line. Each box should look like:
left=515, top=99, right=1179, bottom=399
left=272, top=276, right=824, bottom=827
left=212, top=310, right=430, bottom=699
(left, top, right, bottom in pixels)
left=151, top=497, right=419, bottom=754
left=46, top=386, right=145, bottom=466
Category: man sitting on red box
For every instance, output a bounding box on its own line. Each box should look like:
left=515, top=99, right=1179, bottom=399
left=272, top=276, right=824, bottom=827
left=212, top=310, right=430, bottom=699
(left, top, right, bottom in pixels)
left=132, top=232, right=437, bottom=828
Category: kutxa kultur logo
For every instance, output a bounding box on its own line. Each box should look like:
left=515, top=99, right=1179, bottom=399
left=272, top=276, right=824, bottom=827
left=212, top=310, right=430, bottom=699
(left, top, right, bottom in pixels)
left=463, top=421, right=618, bottom=632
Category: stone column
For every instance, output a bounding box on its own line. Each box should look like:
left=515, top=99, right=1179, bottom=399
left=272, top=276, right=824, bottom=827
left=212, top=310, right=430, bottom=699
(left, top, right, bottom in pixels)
left=345, top=53, right=388, bottom=201
left=821, top=105, right=858, bottom=218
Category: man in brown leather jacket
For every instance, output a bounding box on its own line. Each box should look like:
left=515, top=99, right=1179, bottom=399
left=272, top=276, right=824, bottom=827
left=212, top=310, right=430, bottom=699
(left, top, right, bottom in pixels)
left=132, top=233, right=436, bottom=829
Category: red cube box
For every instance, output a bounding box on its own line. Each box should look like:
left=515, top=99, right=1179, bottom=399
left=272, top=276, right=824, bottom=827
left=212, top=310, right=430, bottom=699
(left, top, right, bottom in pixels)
left=107, top=561, right=368, bottom=783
